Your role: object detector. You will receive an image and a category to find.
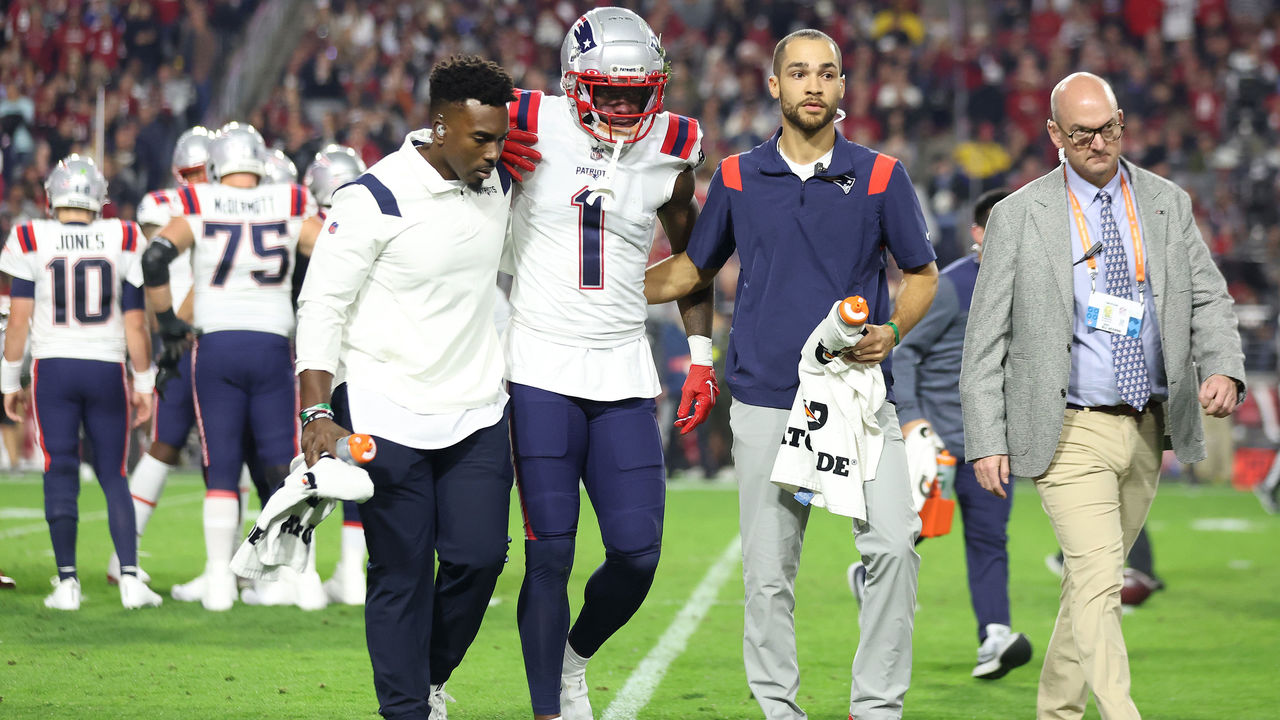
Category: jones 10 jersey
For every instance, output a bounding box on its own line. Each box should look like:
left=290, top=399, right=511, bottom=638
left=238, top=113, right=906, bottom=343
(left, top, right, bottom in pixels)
left=0, top=219, right=144, bottom=363
left=175, top=182, right=314, bottom=336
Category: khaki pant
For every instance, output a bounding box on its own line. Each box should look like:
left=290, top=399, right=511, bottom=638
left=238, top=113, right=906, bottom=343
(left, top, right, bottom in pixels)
left=1034, top=406, right=1163, bottom=720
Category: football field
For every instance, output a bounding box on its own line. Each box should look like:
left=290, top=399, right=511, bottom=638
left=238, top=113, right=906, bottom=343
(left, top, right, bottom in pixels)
left=1, top=472, right=1276, bottom=719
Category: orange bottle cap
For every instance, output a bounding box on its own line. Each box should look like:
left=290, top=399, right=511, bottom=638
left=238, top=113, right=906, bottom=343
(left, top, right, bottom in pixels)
left=346, top=434, right=378, bottom=464
left=838, top=295, right=869, bottom=326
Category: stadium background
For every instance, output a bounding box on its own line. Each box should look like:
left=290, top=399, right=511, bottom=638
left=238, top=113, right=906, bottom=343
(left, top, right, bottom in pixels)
left=1, top=1, right=1279, bottom=719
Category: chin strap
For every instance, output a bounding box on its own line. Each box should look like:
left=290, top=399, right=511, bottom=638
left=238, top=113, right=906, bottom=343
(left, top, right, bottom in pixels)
left=586, top=139, right=625, bottom=209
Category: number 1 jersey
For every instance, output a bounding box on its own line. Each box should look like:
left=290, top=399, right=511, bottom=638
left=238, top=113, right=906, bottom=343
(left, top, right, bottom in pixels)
left=176, top=182, right=314, bottom=336
left=504, top=91, right=702, bottom=399
left=0, top=219, right=144, bottom=362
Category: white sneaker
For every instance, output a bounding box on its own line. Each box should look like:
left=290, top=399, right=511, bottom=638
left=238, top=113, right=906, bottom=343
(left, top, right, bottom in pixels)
left=107, top=552, right=151, bottom=585
left=323, top=562, right=366, bottom=605
left=972, top=623, right=1033, bottom=679
left=560, top=650, right=593, bottom=720
left=45, top=577, right=82, bottom=611
left=428, top=682, right=455, bottom=719
left=119, top=574, right=163, bottom=609
left=171, top=573, right=208, bottom=602
left=1044, top=553, right=1064, bottom=577
left=202, top=569, right=238, bottom=612
left=296, top=569, right=328, bottom=611
left=847, top=561, right=866, bottom=607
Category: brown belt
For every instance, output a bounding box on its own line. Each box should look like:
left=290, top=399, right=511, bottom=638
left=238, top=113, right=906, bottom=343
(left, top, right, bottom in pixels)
left=1066, top=402, right=1159, bottom=417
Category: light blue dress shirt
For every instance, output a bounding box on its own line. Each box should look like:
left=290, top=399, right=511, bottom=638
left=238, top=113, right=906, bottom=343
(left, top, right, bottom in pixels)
left=1064, top=161, right=1168, bottom=407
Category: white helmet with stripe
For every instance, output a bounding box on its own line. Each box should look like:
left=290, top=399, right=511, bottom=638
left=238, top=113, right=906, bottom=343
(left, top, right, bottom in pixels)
left=45, top=154, right=108, bottom=213
left=303, top=144, right=366, bottom=208
left=207, top=122, right=267, bottom=182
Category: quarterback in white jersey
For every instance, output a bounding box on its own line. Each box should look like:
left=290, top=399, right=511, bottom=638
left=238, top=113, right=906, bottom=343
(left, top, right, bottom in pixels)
left=0, top=155, right=161, bottom=611
left=141, top=122, right=317, bottom=611
left=506, top=8, right=717, bottom=720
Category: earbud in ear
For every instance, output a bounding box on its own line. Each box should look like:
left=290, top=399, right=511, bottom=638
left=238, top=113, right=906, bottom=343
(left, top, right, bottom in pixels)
left=435, top=126, right=446, bottom=138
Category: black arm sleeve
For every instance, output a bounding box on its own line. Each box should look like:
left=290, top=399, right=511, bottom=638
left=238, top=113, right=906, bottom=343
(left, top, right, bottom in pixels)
left=141, top=237, right=180, bottom=288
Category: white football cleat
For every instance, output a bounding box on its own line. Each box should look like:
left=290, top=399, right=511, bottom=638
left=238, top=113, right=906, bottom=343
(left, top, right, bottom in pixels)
left=45, top=577, right=82, bottom=611
left=107, top=552, right=151, bottom=585
left=427, top=682, right=455, bottom=719
left=323, top=562, right=366, bottom=605
left=241, top=569, right=298, bottom=607
left=202, top=569, right=238, bottom=612
left=295, top=569, right=328, bottom=611
left=560, top=645, right=594, bottom=720
left=171, top=573, right=208, bottom=602
left=119, top=574, right=163, bottom=609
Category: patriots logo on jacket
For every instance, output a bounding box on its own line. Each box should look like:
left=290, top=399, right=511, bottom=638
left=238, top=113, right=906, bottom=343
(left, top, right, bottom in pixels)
left=832, top=175, right=856, bottom=194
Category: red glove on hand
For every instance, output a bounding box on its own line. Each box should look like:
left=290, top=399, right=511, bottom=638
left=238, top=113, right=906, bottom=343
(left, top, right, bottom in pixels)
left=675, top=364, right=719, bottom=435
left=501, top=128, right=541, bottom=182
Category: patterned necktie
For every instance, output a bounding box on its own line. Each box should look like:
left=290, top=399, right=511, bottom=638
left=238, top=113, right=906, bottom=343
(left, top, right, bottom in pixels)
left=1098, top=189, right=1149, bottom=411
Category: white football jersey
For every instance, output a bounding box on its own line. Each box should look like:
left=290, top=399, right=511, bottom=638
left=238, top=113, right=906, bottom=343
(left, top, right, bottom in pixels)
left=137, top=188, right=194, bottom=306
left=176, top=182, right=314, bottom=336
left=505, top=91, right=702, bottom=399
left=0, top=218, right=145, bottom=362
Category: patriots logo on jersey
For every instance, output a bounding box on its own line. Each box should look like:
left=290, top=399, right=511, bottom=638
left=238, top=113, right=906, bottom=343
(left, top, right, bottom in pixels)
left=832, top=175, right=856, bottom=195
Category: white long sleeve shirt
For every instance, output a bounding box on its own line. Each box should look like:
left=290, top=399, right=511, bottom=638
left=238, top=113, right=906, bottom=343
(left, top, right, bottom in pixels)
left=295, top=132, right=513, bottom=446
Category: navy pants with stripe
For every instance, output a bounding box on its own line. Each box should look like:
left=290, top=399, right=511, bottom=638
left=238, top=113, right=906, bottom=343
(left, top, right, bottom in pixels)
left=33, top=358, right=136, bottom=577
left=955, top=459, right=1015, bottom=642
left=333, top=385, right=512, bottom=720
left=152, top=347, right=195, bottom=448
left=192, top=331, right=296, bottom=493
left=510, top=382, right=665, bottom=716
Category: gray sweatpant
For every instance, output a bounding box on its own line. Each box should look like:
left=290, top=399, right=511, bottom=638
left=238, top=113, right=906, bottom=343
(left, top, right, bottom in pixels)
left=730, top=398, right=920, bottom=720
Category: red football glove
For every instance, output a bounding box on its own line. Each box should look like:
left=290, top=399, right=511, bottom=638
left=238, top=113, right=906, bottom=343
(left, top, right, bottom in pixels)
left=501, top=128, right=541, bottom=182
left=675, top=364, right=719, bottom=435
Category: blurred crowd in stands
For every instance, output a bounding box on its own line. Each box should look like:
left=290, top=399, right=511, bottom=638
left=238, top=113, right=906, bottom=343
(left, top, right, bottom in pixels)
left=1, top=0, right=1278, bottom=477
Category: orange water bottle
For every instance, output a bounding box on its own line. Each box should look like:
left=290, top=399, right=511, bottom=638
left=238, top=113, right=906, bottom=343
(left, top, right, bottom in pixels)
left=920, top=450, right=957, bottom=538
left=334, top=434, right=378, bottom=465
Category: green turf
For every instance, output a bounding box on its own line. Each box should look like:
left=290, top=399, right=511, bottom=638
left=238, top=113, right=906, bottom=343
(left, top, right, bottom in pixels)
left=1, top=473, right=1276, bottom=719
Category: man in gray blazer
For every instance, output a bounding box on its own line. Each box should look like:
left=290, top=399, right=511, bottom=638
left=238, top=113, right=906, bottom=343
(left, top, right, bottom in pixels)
left=960, top=72, right=1245, bottom=720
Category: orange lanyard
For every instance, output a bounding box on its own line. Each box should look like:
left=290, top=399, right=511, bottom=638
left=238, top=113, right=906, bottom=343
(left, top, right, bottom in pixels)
left=1064, top=166, right=1145, bottom=288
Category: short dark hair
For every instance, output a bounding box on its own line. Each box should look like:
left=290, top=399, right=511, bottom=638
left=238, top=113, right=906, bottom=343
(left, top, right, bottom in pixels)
left=973, top=188, right=1010, bottom=229
left=428, top=55, right=514, bottom=112
left=772, top=29, right=841, bottom=78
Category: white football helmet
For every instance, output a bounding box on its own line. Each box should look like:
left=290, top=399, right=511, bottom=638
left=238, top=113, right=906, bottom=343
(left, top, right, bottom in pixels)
left=263, top=148, right=298, bottom=185
left=45, top=154, right=108, bottom=213
left=560, top=7, right=667, bottom=143
left=172, top=126, right=213, bottom=183
left=207, top=122, right=267, bottom=181
left=303, top=144, right=366, bottom=208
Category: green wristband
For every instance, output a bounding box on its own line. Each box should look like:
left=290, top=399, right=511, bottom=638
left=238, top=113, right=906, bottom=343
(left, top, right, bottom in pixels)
left=299, top=403, right=333, bottom=422
left=886, top=321, right=901, bottom=346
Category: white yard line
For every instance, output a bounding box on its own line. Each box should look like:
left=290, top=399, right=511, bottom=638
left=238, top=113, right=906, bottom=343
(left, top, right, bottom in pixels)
left=0, top=490, right=205, bottom=540
left=600, top=534, right=742, bottom=720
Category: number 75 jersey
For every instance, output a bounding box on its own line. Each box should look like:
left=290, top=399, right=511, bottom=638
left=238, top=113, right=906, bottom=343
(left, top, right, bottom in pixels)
left=505, top=91, right=702, bottom=345
left=176, top=182, right=314, bottom=337
left=0, top=219, right=144, bottom=362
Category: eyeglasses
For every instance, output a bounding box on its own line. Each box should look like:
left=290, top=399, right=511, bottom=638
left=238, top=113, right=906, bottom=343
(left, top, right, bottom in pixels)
left=1057, top=120, right=1125, bottom=148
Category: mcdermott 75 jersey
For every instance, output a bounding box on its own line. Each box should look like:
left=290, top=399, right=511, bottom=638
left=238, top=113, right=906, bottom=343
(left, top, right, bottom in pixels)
left=0, top=218, right=144, bottom=362
left=175, top=182, right=314, bottom=336
left=506, top=91, right=703, bottom=346
left=137, top=188, right=194, bottom=307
